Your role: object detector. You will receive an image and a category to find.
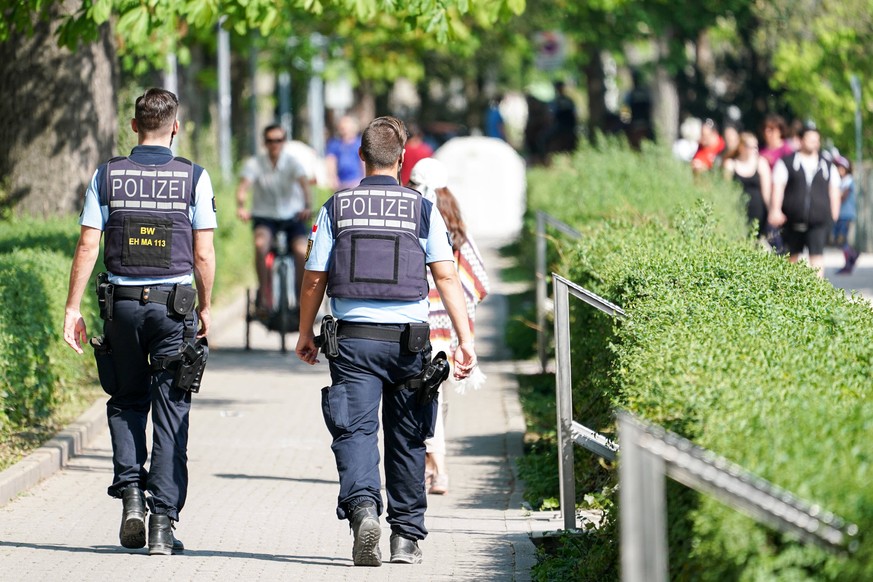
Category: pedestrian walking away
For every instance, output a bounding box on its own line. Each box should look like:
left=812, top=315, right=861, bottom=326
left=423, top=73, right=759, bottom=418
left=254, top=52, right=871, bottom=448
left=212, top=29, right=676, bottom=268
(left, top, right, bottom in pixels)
left=759, top=113, right=795, bottom=169
left=408, top=157, right=490, bottom=496
left=768, top=122, right=841, bottom=276
left=62, top=87, right=217, bottom=556
left=723, top=132, right=772, bottom=241
left=832, top=154, right=859, bottom=274
left=398, top=120, right=433, bottom=186
left=236, top=124, right=313, bottom=313
left=691, top=118, right=725, bottom=174
left=296, top=116, right=477, bottom=567
left=325, top=115, right=365, bottom=191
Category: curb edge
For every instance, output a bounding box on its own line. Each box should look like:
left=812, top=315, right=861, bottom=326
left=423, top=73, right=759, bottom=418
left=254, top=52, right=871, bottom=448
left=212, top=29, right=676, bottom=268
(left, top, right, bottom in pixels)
left=0, top=396, right=107, bottom=508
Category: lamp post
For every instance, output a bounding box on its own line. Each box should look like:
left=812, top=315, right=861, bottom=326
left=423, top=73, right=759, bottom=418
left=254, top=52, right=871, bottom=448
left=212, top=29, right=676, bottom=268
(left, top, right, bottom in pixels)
left=850, top=75, right=865, bottom=250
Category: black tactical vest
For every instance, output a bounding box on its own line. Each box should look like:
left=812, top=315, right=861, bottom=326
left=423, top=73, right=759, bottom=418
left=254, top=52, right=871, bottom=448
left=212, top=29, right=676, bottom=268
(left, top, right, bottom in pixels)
left=102, top=156, right=195, bottom=277
left=327, top=185, right=429, bottom=301
left=781, top=152, right=832, bottom=226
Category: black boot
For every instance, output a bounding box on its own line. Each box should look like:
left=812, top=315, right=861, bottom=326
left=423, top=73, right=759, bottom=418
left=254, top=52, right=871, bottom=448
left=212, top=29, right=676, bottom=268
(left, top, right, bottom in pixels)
left=148, top=514, right=184, bottom=555
left=119, top=487, right=146, bottom=549
left=390, top=533, right=422, bottom=564
left=349, top=500, right=381, bottom=567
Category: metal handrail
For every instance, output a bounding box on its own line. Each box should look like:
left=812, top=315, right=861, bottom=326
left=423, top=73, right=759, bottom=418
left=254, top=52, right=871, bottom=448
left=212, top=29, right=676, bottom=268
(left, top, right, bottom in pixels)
left=548, top=272, right=859, bottom=574
left=619, top=412, right=859, bottom=581
left=536, top=211, right=580, bottom=373
left=553, top=273, right=624, bottom=530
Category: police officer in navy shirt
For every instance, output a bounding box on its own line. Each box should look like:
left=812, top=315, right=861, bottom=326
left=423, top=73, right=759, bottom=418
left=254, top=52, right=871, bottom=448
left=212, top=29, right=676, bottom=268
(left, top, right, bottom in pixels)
left=63, top=88, right=216, bottom=555
left=296, top=116, right=476, bottom=567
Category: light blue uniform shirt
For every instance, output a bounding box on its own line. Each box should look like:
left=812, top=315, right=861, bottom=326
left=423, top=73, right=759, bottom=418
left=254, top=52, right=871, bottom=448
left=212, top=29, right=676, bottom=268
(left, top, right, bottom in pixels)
left=305, top=180, right=454, bottom=323
left=79, top=146, right=218, bottom=286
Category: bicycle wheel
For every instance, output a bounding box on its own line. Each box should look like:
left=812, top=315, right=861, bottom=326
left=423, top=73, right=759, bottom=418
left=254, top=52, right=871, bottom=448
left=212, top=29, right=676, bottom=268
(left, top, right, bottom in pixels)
left=277, top=259, right=289, bottom=353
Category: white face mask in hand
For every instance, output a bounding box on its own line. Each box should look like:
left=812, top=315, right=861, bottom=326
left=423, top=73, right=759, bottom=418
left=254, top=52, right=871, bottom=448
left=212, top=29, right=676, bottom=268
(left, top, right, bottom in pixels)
left=451, top=365, right=486, bottom=395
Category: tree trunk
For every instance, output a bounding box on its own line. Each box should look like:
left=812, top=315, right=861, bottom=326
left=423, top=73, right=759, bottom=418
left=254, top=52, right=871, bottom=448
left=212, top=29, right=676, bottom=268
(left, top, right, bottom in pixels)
left=584, top=46, right=607, bottom=139
left=0, top=0, right=117, bottom=217
left=652, top=34, right=679, bottom=145
left=355, top=82, right=377, bottom=126
left=180, top=43, right=207, bottom=161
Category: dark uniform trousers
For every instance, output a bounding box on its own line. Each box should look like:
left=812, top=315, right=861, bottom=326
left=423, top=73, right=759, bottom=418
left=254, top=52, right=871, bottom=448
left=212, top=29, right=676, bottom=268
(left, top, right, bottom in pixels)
left=101, top=288, right=194, bottom=522
left=322, top=332, right=437, bottom=541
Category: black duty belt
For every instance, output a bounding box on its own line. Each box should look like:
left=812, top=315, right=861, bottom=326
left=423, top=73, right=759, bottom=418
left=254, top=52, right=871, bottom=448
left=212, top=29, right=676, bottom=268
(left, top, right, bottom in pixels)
left=337, top=322, right=404, bottom=342
left=113, top=286, right=172, bottom=305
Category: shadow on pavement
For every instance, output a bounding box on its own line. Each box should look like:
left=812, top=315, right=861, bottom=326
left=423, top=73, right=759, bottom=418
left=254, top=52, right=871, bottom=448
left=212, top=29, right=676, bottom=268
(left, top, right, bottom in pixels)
left=0, top=541, right=129, bottom=555
left=0, top=540, right=349, bottom=567
left=214, top=473, right=337, bottom=486
left=443, top=431, right=524, bottom=512
left=180, top=548, right=349, bottom=567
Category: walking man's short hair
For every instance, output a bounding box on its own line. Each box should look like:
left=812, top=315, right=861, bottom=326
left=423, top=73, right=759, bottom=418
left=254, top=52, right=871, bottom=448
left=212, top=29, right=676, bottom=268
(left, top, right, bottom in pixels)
left=361, top=116, right=407, bottom=169
left=263, top=123, right=286, bottom=139
left=135, top=88, right=179, bottom=133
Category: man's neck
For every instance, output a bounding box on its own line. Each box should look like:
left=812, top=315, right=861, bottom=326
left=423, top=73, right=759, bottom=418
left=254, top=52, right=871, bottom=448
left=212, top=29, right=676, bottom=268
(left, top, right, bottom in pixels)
left=366, top=165, right=400, bottom=179
left=139, top=137, right=172, bottom=148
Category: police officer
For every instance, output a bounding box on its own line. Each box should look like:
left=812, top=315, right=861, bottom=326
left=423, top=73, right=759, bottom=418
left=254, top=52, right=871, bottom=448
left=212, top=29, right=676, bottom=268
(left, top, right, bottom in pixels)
left=63, top=88, right=216, bottom=555
left=296, top=116, right=476, bottom=567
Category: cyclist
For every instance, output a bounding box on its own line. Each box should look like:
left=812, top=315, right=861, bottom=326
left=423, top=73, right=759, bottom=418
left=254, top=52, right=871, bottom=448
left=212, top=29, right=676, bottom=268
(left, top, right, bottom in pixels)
left=236, top=124, right=313, bottom=313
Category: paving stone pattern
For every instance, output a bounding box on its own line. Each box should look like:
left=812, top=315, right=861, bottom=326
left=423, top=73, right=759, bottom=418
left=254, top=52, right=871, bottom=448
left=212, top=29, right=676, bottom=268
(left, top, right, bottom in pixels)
left=0, top=239, right=537, bottom=582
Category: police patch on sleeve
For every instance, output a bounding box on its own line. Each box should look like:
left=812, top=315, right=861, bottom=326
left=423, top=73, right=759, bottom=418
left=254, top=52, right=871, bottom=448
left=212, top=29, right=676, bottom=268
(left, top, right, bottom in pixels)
left=304, top=238, right=313, bottom=261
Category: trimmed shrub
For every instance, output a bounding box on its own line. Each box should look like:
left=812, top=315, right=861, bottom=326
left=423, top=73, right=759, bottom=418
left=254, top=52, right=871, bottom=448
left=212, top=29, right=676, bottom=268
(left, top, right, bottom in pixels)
left=0, top=248, right=98, bottom=431
left=521, top=142, right=871, bottom=580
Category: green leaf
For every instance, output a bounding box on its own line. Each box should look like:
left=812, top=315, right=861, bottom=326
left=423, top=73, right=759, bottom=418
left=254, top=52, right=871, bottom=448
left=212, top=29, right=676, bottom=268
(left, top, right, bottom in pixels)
left=506, top=0, right=525, bottom=15
left=89, top=0, right=113, bottom=24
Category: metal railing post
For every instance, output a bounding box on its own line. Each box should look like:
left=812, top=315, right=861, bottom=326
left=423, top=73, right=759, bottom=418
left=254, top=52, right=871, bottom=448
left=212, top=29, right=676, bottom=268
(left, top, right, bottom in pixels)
left=536, top=211, right=548, bottom=372
left=619, top=414, right=668, bottom=582
left=553, top=274, right=577, bottom=531
left=542, top=272, right=860, bottom=571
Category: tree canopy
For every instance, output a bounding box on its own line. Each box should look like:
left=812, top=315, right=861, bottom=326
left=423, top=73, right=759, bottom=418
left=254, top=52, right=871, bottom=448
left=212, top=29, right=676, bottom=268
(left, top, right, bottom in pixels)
left=1, top=0, right=526, bottom=52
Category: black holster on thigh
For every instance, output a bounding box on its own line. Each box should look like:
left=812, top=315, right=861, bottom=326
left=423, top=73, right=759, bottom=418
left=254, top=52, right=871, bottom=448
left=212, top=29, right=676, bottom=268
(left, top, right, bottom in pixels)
left=407, top=351, right=450, bottom=405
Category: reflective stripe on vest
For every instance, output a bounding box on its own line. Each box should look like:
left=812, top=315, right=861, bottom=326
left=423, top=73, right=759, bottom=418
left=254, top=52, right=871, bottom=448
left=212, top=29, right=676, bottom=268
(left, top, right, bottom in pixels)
left=102, top=156, right=195, bottom=277
left=327, top=185, right=429, bottom=301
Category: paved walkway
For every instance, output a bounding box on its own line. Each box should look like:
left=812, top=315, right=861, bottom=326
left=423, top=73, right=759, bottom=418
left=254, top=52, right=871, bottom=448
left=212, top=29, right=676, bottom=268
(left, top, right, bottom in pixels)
left=4, top=240, right=864, bottom=581
left=823, top=246, right=873, bottom=299
left=0, top=240, right=538, bottom=581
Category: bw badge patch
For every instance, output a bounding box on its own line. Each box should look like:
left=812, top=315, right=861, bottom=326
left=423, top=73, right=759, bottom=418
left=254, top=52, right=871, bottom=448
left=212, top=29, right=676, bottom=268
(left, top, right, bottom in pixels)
left=304, top=239, right=313, bottom=261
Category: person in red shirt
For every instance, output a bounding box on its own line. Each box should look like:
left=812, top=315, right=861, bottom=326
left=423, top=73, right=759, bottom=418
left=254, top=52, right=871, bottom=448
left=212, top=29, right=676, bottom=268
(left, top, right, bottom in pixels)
left=400, top=121, right=434, bottom=185
left=691, top=118, right=725, bottom=174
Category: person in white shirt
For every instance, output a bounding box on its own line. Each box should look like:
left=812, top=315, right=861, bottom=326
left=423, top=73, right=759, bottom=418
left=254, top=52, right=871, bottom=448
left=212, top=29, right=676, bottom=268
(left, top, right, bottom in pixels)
left=768, top=124, right=841, bottom=276
left=236, top=124, right=313, bottom=309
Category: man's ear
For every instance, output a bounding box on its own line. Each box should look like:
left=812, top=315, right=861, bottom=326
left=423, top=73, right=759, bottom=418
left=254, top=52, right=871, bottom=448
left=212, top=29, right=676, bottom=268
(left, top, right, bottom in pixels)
left=172, top=119, right=179, bottom=136
left=131, top=118, right=138, bottom=133
left=358, top=147, right=365, bottom=162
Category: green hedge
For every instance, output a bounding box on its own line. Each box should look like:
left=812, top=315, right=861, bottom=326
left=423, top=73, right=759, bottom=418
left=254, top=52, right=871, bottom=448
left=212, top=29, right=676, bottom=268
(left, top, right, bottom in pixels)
left=523, top=142, right=871, bottom=580
left=0, top=178, right=252, bottom=467
left=0, top=242, right=99, bottom=431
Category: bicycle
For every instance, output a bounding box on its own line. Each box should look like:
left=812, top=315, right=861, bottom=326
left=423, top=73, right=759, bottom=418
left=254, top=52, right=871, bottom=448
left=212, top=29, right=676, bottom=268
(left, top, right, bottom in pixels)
left=245, top=230, right=299, bottom=353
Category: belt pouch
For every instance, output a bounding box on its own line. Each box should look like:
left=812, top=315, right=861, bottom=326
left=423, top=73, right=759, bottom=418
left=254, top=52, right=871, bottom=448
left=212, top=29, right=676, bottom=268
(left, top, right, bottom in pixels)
left=169, top=284, right=197, bottom=316
left=402, top=322, right=430, bottom=353
left=97, top=283, right=115, bottom=321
